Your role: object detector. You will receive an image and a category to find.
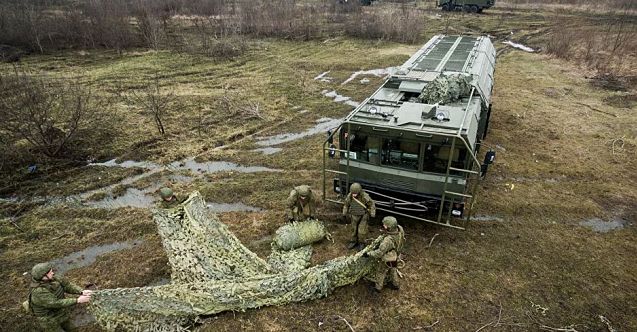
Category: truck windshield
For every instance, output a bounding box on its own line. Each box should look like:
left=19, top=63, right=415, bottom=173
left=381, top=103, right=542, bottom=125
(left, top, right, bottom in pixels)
left=381, top=139, right=420, bottom=171
left=422, top=144, right=467, bottom=174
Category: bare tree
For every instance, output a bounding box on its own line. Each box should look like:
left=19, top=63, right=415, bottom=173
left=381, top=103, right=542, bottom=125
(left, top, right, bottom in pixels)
left=0, top=70, right=109, bottom=159
left=121, top=76, right=176, bottom=136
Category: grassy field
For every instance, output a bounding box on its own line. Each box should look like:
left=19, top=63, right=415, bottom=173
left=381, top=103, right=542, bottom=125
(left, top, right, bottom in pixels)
left=1, top=3, right=635, bottom=332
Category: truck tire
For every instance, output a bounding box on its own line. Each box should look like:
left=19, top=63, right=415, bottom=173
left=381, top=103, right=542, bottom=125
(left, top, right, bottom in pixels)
left=442, top=4, right=450, bottom=11
left=471, top=5, right=479, bottom=13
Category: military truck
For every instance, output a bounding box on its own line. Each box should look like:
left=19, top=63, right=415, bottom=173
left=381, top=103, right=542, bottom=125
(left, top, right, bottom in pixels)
left=322, top=35, right=496, bottom=229
left=438, top=0, right=495, bottom=13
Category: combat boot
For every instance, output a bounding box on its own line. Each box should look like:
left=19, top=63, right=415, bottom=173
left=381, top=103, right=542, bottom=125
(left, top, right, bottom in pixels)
left=347, top=242, right=358, bottom=250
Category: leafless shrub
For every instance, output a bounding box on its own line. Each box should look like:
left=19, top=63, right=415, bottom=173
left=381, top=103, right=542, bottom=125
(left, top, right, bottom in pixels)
left=0, top=3, right=51, bottom=52
left=177, top=15, right=247, bottom=59
left=81, top=0, right=138, bottom=53
left=120, top=76, right=177, bottom=136
left=344, top=6, right=425, bottom=43
left=238, top=0, right=322, bottom=40
left=0, top=70, right=113, bottom=160
left=545, top=8, right=636, bottom=83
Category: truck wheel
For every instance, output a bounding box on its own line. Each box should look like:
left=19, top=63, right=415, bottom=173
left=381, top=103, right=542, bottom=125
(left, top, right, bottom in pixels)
left=441, top=4, right=449, bottom=11
left=471, top=5, right=479, bottom=13
left=463, top=5, right=470, bottom=12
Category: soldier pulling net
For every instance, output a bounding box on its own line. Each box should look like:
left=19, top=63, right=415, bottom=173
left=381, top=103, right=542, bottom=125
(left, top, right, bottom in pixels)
left=88, top=192, right=381, bottom=331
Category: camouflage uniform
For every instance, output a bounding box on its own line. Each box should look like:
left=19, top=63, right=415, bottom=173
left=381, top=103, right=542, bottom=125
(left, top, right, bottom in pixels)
left=342, top=183, right=376, bottom=247
left=285, top=185, right=315, bottom=222
left=29, top=264, right=83, bottom=331
left=159, top=187, right=185, bottom=209
left=366, top=216, right=405, bottom=291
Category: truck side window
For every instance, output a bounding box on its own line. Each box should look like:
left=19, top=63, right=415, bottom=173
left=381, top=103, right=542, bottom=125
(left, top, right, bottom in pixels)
left=381, top=139, right=420, bottom=171
left=347, top=134, right=379, bottom=164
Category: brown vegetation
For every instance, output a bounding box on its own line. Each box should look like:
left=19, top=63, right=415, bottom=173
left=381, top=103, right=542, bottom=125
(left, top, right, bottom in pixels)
left=0, top=69, right=114, bottom=161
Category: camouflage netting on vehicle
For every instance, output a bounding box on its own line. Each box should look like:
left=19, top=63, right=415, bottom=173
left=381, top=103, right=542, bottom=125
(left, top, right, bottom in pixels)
left=420, top=73, right=472, bottom=105
left=273, top=219, right=327, bottom=250
left=88, top=192, right=380, bottom=331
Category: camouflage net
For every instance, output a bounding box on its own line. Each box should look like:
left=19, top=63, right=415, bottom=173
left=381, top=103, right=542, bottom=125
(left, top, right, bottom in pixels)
left=273, top=219, right=327, bottom=250
left=420, top=73, right=472, bottom=105
left=88, top=192, right=378, bottom=331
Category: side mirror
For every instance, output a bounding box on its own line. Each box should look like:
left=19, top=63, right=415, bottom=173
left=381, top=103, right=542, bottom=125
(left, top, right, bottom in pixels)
left=481, top=150, right=496, bottom=177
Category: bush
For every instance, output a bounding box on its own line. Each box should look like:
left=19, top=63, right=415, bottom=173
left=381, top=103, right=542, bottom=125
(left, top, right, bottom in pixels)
left=344, top=6, right=425, bottom=44
left=0, top=70, right=115, bottom=160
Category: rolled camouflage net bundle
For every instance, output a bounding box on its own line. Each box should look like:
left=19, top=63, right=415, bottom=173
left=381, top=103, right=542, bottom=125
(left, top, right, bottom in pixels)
left=88, top=192, right=380, bottom=331
left=273, top=219, right=327, bottom=251
left=420, top=73, right=472, bottom=105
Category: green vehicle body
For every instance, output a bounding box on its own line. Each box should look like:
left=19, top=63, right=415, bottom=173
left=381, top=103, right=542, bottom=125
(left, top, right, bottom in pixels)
left=322, top=35, right=496, bottom=229
left=438, top=0, right=495, bottom=12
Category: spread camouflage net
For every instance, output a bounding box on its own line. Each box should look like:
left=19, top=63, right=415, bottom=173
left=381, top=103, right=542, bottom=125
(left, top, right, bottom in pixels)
left=267, top=245, right=313, bottom=273
left=88, top=192, right=379, bottom=331
left=420, top=73, right=472, bottom=105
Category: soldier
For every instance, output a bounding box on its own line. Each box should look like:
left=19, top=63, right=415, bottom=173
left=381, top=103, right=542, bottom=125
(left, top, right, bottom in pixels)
left=27, top=263, right=92, bottom=331
left=159, top=187, right=183, bottom=209
left=285, top=185, right=316, bottom=222
left=342, top=182, right=376, bottom=249
left=363, top=216, right=405, bottom=291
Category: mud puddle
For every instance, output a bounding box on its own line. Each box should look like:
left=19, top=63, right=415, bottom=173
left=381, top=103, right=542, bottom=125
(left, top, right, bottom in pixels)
left=314, top=71, right=333, bottom=83
left=168, top=158, right=280, bottom=173
left=50, top=239, right=144, bottom=275
left=503, top=41, right=535, bottom=52
left=321, top=90, right=360, bottom=107
left=255, top=118, right=342, bottom=148
left=341, top=67, right=396, bottom=85
left=579, top=217, right=626, bottom=233
left=86, top=188, right=156, bottom=209
left=84, top=174, right=193, bottom=209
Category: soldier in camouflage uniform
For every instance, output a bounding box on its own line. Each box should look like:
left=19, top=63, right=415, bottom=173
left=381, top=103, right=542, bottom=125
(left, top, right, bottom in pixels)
left=28, top=263, right=92, bottom=331
left=342, top=183, right=376, bottom=250
left=159, top=187, right=184, bottom=209
left=363, top=216, right=405, bottom=291
left=285, top=185, right=316, bottom=222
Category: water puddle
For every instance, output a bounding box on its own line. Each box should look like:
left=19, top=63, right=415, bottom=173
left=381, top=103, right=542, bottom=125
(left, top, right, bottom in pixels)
left=579, top=218, right=625, bottom=233
left=252, top=147, right=283, bottom=155
left=255, top=117, right=342, bottom=147
left=206, top=202, right=263, bottom=212
left=471, top=215, right=505, bottom=222
left=341, top=67, right=396, bottom=85
left=321, top=90, right=359, bottom=107
left=88, top=159, right=161, bottom=170
left=50, top=239, right=144, bottom=275
left=86, top=188, right=156, bottom=209
left=314, top=71, right=333, bottom=83
left=168, top=158, right=280, bottom=173
left=503, top=41, right=535, bottom=53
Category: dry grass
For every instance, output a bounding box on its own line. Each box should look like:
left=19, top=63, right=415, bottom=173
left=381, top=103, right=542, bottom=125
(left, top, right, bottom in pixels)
left=1, top=3, right=636, bottom=332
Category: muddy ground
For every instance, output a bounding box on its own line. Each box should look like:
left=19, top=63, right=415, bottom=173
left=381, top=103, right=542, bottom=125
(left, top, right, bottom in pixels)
left=1, top=3, right=636, bottom=332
